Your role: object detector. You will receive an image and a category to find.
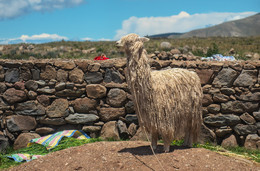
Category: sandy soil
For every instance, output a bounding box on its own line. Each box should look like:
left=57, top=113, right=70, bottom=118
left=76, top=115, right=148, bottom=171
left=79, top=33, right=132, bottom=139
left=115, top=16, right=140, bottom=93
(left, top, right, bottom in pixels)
left=6, top=141, right=260, bottom=171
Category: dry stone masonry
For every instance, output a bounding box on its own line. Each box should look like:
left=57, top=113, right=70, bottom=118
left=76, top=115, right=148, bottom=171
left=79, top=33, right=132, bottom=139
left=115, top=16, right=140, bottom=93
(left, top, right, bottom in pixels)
left=0, top=58, right=259, bottom=152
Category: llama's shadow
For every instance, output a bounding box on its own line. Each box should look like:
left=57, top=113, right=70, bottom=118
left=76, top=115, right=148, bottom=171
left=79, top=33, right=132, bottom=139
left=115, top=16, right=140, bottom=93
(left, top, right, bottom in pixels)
left=118, top=145, right=189, bottom=156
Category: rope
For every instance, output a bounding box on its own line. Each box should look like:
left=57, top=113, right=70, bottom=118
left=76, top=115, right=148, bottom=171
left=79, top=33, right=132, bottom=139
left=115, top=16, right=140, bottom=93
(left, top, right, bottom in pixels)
left=132, top=89, right=166, bottom=171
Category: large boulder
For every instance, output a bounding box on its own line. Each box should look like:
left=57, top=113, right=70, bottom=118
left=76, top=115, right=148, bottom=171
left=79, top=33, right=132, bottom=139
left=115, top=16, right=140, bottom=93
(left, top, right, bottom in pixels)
left=106, top=88, right=127, bottom=107
left=99, top=107, right=125, bottom=122
left=15, top=101, right=45, bottom=116
left=13, top=133, right=40, bottom=150
left=46, top=99, right=69, bottom=118
left=233, top=70, right=258, bottom=87
left=86, top=84, right=107, bottom=99
left=3, top=88, right=27, bottom=104
left=212, top=68, right=238, bottom=87
left=71, top=97, right=97, bottom=113
left=7, top=115, right=37, bottom=132
left=100, top=121, right=120, bottom=140
left=65, top=114, right=99, bottom=124
left=195, top=69, right=214, bottom=85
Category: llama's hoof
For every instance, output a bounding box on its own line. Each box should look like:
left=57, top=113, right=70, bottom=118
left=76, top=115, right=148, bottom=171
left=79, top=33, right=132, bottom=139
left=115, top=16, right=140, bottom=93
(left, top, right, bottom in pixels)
left=163, top=147, right=170, bottom=153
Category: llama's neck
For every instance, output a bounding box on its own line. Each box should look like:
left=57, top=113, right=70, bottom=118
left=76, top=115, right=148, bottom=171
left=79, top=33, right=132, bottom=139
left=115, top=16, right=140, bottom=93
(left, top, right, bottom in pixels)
left=125, top=44, right=153, bottom=103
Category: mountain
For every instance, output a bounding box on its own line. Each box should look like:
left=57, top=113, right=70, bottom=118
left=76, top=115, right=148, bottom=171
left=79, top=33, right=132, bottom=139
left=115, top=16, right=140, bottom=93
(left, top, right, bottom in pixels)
left=179, top=13, right=260, bottom=38
left=147, top=32, right=184, bottom=38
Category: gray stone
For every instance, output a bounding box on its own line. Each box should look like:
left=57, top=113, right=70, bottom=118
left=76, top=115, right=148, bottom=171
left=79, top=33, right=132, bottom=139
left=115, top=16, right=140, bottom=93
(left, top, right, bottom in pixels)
left=221, top=134, right=238, bottom=147
left=31, top=69, right=40, bottom=80
left=46, top=99, right=69, bottom=118
left=199, top=124, right=216, bottom=144
left=221, top=101, right=258, bottom=114
left=13, top=133, right=40, bottom=150
left=35, top=127, right=55, bottom=135
left=125, top=101, right=135, bottom=114
left=37, top=87, right=56, bottom=94
left=100, top=121, right=120, bottom=141
left=66, top=82, right=74, bottom=89
left=86, top=84, right=107, bottom=99
left=65, top=114, right=99, bottom=124
left=212, top=68, right=238, bottom=87
left=35, top=80, right=46, bottom=87
left=233, top=70, right=258, bottom=87
left=15, top=101, right=45, bottom=116
left=160, top=42, right=172, bottom=49
left=253, top=112, right=260, bottom=121
left=3, top=88, right=27, bottom=104
left=106, top=88, right=127, bottom=107
left=20, top=68, right=31, bottom=81
left=240, top=112, right=256, bottom=125
left=128, top=123, right=137, bottom=137
left=104, top=69, right=124, bottom=83
left=5, top=68, right=19, bottom=83
left=202, top=94, right=213, bottom=107
left=204, top=114, right=240, bottom=127
left=82, top=126, right=101, bottom=132
left=84, top=72, right=103, bottom=84
left=28, top=90, right=37, bottom=100
left=56, top=88, right=85, bottom=97
left=0, top=82, right=7, bottom=93
left=55, top=82, right=66, bottom=91
left=7, top=115, right=37, bottom=132
left=99, top=107, right=125, bottom=122
left=71, top=97, right=97, bottom=113
left=215, top=127, right=232, bottom=137
left=25, top=80, right=38, bottom=91
left=238, top=92, right=260, bottom=102
left=220, top=87, right=235, bottom=95
left=117, top=120, right=129, bottom=139
left=207, top=104, right=220, bottom=114
left=0, top=133, right=9, bottom=153
left=39, top=117, right=66, bottom=126
left=0, top=97, right=10, bottom=110
left=234, top=124, right=257, bottom=135
left=125, top=114, right=139, bottom=124
left=213, top=93, right=229, bottom=103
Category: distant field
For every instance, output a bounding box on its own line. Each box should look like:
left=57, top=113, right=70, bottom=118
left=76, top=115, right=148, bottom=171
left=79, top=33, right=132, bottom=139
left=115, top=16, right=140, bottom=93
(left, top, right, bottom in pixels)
left=0, top=36, right=259, bottom=60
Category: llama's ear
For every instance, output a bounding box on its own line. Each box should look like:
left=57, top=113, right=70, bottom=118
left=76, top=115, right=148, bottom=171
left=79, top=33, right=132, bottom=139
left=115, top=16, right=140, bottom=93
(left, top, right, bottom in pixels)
left=139, top=37, right=150, bottom=42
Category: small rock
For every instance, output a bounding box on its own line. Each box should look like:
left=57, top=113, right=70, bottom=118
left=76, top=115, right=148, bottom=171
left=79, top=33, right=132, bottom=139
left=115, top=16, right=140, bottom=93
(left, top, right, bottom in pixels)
left=100, top=121, right=120, bottom=141
left=106, top=88, right=127, bottom=107
left=204, top=114, right=240, bottom=127
left=234, top=124, right=257, bottom=135
left=65, top=114, right=99, bottom=124
left=213, top=93, right=229, bottom=103
left=221, top=134, right=238, bottom=147
left=37, top=95, right=50, bottom=107
left=82, top=126, right=101, bottom=132
left=39, top=117, right=66, bottom=126
left=253, top=112, right=260, bottom=121
left=25, top=80, right=38, bottom=91
left=117, top=120, right=129, bottom=139
left=244, top=134, right=260, bottom=150
left=86, top=84, right=107, bottom=99
left=215, top=127, right=233, bottom=137
left=220, top=88, right=235, bottom=95
left=69, top=68, right=84, bottom=83
left=5, top=68, right=19, bottom=83
left=207, top=104, right=220, bottom=114
left=125, top=101, right=135, bottom=114
left=71, top=97, right=97, bottom=113
left=40, top=65, right=57, bottom=80
left=202, top=94, right=213, bottom=107
left=84, top=72, right=103, bottom=84
left=128, top=123, right=137, bottom=137
left=240, top=112, right=256, bottom=125
left=57, top=69, right=68, bottom=82
left=15, top=101, right=45, bottom=116
left=99, top=107, right=125, bottom=122
left=233, top=70, right=258, bottom=87
left=14, top=82, right=25, bottom=90
left=3, top=88, right=27, bottom=104
left=46, top=99, right=69, bottom=118
left=35, top=127, right=55, bottom=135
left=14, top=133, right=40, bottom=150
left=55, top=82, right=66, bottom=91
left=7, top=115, right=37, bottom=132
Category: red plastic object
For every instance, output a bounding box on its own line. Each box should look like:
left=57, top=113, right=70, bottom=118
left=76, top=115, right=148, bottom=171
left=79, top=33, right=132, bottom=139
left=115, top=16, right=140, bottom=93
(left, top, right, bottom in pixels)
left=93, top=55, right=109, bottom=60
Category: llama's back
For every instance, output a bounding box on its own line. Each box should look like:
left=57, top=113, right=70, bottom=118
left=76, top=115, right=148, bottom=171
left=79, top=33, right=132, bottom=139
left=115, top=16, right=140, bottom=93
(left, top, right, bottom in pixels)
left=150, top=68, right=202, bottom=140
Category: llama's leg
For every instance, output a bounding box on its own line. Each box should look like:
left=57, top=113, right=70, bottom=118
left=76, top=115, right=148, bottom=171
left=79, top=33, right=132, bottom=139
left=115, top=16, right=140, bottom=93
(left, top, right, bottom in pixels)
left=151, top=129, right=158, bottom=151
left=162, top=135, right=171, bottom=153
left=184, top=120, right=193, bottom=147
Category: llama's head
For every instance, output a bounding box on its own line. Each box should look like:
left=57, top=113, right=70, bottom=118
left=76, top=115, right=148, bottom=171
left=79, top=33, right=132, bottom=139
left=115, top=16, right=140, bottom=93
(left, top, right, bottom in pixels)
left=116, top=33, right=149, bottom=50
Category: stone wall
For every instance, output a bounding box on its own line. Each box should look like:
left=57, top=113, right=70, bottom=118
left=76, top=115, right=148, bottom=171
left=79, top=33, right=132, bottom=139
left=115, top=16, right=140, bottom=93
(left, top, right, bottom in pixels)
left=0, top=58, right=259, bottom=151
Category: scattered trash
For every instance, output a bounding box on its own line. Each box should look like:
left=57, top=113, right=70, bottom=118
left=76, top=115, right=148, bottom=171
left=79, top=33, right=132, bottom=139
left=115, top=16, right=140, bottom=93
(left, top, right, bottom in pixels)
left=201, top=54, right=236, bottom=61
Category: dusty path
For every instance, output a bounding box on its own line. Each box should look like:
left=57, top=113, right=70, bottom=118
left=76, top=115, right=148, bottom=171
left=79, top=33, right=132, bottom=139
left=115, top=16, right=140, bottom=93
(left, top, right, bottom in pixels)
left=6, top=141, right=260, bottom=171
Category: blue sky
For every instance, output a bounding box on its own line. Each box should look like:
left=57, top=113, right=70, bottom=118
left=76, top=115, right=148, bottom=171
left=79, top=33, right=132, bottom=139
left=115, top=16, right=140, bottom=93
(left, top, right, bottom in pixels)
left=0, top=0, right=259, bottom=44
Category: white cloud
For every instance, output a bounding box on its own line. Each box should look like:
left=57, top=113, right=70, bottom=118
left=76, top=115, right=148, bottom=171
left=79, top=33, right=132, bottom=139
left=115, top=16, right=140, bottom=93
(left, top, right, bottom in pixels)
left=114, top=11, right=257, bottom=39
left=81, top=37, right=93, bottom=41
left=0, top=33, right=68, bottom=44
left=0, top=0, right=84, bottom=19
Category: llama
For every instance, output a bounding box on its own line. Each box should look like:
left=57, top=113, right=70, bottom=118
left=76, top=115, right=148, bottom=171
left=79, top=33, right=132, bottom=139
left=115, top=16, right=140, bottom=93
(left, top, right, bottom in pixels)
left=116, top=33, right=203, bottom=152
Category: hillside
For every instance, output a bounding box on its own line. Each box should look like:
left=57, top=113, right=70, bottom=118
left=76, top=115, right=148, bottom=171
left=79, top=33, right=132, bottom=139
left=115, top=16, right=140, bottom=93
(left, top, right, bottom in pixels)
left=180, top=13, right=260, bottom=38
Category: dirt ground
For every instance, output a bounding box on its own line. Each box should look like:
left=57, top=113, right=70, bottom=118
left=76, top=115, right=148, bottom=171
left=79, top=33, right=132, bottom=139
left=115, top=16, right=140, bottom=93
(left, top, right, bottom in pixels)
left=6, top=141, right=260, bottom=171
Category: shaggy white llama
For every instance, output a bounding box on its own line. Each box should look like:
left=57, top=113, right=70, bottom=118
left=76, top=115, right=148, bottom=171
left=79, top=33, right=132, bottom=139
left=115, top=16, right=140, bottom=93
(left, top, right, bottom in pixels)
left=116, top=33, right=203, bottom=152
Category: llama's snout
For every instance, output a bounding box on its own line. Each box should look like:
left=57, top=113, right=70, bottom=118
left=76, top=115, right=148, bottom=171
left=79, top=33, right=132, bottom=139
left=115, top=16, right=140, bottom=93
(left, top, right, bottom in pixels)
left=116, top=40, right=123, bottom=48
